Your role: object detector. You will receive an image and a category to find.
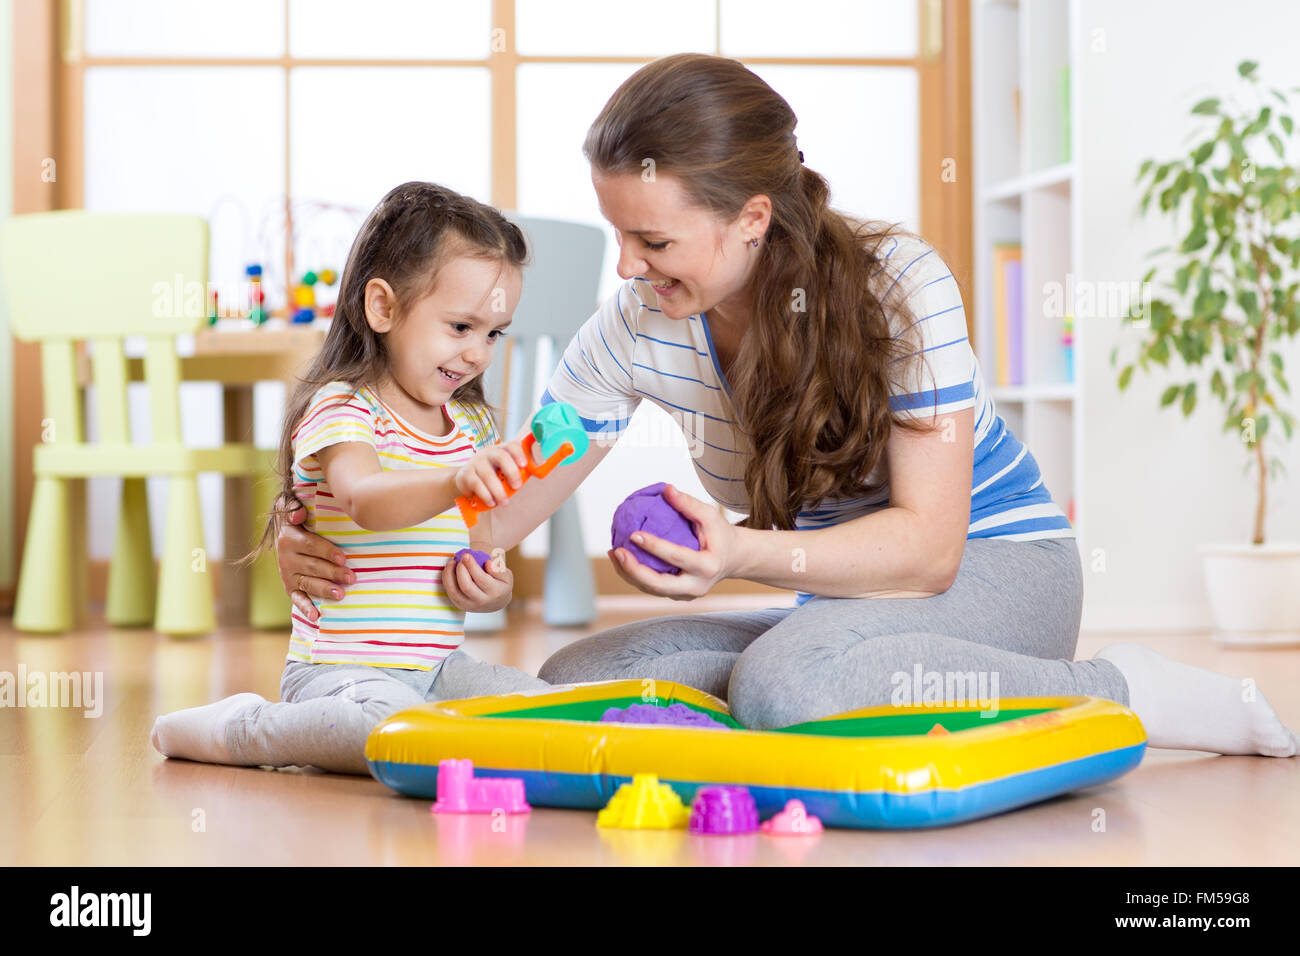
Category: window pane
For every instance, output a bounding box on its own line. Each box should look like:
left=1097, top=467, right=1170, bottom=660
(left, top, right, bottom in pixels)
left=515, top=0, right=714, bottom=56
left=748, top=65, right=919, bottom=229
left=516, top=63, right=643, bottom=302
left=289, top=66, right=491, bottom=229
left=85, top=0, right=285, bottom=57
left=83, top=66, right=287, bottom=306
left=289, top=0, right=490, bottom=58
left=720, top=0, right=917, bottom=58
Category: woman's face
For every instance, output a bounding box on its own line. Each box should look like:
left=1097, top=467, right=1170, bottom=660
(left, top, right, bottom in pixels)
left=592, top=169, right=769, bottom=322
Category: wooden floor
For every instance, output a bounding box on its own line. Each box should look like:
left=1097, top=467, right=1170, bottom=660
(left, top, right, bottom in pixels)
left=2, top=596, right=1298, bottom=866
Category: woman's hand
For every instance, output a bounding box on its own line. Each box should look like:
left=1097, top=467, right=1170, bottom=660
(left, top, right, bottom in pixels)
left=608, top=484, right=738, bottom=600
left=274, top=494, right=356, bottom=622
left=442, top=547, right=514, bottom=613
left=454, top=440, right=531, bottom=508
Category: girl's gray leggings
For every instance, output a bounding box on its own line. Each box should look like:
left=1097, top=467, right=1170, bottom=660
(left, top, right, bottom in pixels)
left=223, top=651, right=548, bottom=775
left=538, top=537, right=1129, bottom=730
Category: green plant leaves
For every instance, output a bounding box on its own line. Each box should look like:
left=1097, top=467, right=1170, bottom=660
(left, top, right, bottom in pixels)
left=1191, top=97, right=1221, bottom=115
left=1239, top=60, right=1259, bottom=79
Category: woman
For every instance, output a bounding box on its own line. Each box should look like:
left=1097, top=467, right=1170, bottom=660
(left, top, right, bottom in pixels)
left=275, top=54, right=1296, bottom=757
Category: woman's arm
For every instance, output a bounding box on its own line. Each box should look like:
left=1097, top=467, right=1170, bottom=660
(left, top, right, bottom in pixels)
left=484, top=424, right=614, bottom=550
left=611, top=408, right=975, bottom=600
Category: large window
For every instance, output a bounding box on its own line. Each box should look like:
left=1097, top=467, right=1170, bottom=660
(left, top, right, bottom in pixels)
left=59, top=0, right=965, bottom=564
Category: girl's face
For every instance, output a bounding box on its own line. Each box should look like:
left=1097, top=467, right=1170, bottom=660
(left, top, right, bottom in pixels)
left=592, top=169, right=770, bottom=323
left=365, top=254, right=522, bottom=412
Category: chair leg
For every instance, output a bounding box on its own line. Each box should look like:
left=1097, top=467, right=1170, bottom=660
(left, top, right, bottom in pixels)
left=249, top=471, right=290, bottom=629
left=14, top=476, right=74, bottom=633
left=107, top=477, right=155, bottom=626
left=155, top=475, right=215, bottom=636
left=544, top=496, right=596, bottom=626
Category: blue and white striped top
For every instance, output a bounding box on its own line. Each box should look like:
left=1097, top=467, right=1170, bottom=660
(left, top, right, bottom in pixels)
left=541, top=234, right=1074, bottom=604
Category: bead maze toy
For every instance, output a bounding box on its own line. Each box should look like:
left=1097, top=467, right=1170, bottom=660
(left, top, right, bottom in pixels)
left=596, top=773, right=691, bottom=829
left=430, top=758, right=530, bottom=815
left=455, top=402, right=588, bottom=528
left=365, top=680, right=1148, bottom=830
left=245, top=264, right=268, bottom=325
left=291, top=268, right=338, bottom=324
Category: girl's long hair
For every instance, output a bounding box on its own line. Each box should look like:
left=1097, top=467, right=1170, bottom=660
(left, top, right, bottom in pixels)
left=240, top=181, right=529, bottom=565
left=584, top=54, right=944, bottom=531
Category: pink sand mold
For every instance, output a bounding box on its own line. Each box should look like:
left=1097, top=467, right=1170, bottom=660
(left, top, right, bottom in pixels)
left=430, top=758, right=531, bottom=815
left=451, top=548, right=493, bottom=569
left=760, top=799, right=824, bottom=835
left=689, top=785, right=759, bottom=834
left=610, top=482, right=701, bottom=575
left=600, top=702, right=732, bottom=730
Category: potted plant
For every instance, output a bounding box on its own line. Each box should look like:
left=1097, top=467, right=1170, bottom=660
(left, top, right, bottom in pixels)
left=1114, top=59, right=1300, bottom=646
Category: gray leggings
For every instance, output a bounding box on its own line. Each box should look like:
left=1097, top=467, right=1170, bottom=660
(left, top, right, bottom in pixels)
left=224, top=650, right=548, bottom=775
left=538, top=537, right=1128, bottom=730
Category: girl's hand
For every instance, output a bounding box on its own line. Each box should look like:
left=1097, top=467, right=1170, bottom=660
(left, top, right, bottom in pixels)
left=454, top=440, right=532, bottom=509
left=442, top=547, right=513, bottom=613
left=608, top=484, right=738, bottom=601
left=274, top=494, right=356, bottom=622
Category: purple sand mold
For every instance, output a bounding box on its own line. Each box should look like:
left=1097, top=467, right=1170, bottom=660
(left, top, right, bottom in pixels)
left=689, top=785, right=760, bottom=834
left=600, top=702, right=731, bottom=730
left=451, top=548, right=492, bottom=569
left=610, top=482, right=701, bottom=575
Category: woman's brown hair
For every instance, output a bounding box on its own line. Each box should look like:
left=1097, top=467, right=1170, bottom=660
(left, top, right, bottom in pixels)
left=240, top=180, right=529, bottom=565
left=584, top=53, right=941, bottom=531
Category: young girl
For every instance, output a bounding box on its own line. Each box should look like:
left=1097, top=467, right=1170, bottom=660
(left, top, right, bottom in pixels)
left=151, top=181, right=550, bottom=775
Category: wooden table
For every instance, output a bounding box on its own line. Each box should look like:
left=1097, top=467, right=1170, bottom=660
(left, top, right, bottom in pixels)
left=77, top=320, right=329, bottom=626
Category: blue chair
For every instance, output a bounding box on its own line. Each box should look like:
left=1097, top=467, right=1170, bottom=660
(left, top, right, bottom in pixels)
left=466, top=214, right=605, bottom=629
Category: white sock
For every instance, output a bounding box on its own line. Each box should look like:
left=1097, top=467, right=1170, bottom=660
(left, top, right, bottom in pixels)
left=150, top=692, right=267, bottom=765
left=1095, top=642, right=1299, bottom=757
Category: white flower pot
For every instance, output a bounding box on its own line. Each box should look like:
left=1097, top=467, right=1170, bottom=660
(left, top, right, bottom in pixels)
left=1198, top=543, right=1300, bottom=647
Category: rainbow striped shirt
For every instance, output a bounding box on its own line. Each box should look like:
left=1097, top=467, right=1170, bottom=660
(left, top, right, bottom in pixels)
left=288, top=381, right=498, bottom=671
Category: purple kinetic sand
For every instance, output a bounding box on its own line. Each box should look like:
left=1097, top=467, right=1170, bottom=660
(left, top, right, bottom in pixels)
left=600, top=702, right=731, bottom=730
left=689, top=785, right=759, bottom=834
left=451, top=548, right=492, bottom=569
left=610, top=482, right=700, bottom=574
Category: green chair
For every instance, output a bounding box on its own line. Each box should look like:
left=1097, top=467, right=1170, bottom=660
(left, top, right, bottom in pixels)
left=0, top=210, right=279, bottom=635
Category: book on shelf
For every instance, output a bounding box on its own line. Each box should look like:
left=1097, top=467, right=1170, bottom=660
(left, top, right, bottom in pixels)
left=991, top=242, right=1024, bottom=386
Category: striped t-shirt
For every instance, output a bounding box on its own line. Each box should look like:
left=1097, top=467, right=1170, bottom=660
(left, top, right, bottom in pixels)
left=540, top=233, right=1074, bottom=604
left=288, top=381, right=499, bottom=670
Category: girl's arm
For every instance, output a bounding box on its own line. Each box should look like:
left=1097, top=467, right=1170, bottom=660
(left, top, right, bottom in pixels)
left=316, top=441, right=461, bottom=531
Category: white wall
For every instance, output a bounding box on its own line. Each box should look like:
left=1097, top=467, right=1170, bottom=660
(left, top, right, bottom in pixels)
left=0, top=0, right=15, bottom=591
left=1077, top=0, right=1300, bottom=632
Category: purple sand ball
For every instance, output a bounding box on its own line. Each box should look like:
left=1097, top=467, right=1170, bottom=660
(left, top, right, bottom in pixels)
left=610, top=482, right=701, bottom=575
left=451, top=548, right=492, bottom=569
left=600, top=702, right=731, bottom=730
left=689, top=785, right=759, bottom=834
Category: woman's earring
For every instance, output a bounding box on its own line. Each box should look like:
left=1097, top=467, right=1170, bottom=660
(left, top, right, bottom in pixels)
left=749, top=237, right=759, bottom=248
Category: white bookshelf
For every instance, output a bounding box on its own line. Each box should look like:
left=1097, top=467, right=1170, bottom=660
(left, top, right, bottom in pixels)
left=971, top=0, right=1083, bottom=538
